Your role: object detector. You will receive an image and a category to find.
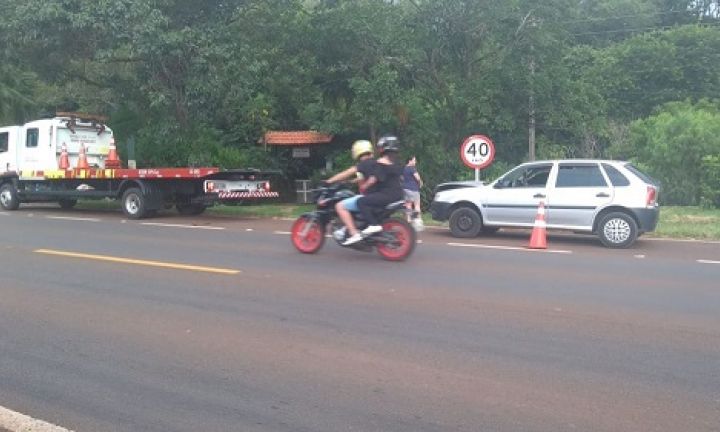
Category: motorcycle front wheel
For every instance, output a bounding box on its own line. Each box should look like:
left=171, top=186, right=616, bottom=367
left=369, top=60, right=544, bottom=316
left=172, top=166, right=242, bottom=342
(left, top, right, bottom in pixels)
left=376, top=218, right=417, bottom=261
left=291, top=215, right=326, bottom=254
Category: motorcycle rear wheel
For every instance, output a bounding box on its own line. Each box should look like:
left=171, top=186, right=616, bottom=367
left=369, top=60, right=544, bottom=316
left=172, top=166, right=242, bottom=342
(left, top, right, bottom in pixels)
left=376, top=218, right=416, bottom=261
left=291, top=215, right=326, bottom=254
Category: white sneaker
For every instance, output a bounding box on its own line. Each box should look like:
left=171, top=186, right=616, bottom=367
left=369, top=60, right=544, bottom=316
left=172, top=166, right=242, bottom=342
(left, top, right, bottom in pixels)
left=361, top=225, right=383, bottom=235
left=332, top=227, right=347, bottom=241
left=341, top=233, right=363, bottom=246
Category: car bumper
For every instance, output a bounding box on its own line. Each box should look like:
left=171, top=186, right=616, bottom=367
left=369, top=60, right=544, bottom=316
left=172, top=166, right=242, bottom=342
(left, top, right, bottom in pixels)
left=631, top=207, right=659, bottom=233
left=430, top=201, right=452, bottom=221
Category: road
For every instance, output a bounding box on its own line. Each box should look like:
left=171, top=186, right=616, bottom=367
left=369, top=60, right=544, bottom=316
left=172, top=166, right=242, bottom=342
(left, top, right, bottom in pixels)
left=0, top=206, right=719, bottom=432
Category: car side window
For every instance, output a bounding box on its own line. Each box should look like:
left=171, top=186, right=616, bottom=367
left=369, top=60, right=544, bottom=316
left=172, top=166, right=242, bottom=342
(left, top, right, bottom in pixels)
left=0, top=132, right=8, bottom=153
left=556, top=164, right=607, bottom=187
left=497, top=164, right=552, bottom=188
left=602, top=163, right=630, bottom=186
left=26, top=128, right=39, bottom=148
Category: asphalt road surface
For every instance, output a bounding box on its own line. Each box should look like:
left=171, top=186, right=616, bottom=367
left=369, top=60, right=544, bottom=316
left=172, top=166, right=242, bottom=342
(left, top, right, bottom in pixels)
left=1, top=206, right=719, bottom=432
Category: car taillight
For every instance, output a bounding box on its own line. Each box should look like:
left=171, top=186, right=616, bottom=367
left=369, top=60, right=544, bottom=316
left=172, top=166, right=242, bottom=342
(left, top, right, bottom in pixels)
left=646, top=186, right=657, bottom=206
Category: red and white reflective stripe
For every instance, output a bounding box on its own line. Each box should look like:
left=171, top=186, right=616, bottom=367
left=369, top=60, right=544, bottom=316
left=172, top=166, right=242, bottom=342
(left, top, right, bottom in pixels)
left=217, top=191, right=279, bottom=199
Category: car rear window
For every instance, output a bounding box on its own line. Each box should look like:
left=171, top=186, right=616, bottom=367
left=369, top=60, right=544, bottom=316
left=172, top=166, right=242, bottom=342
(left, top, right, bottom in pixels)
left=556, top=163, right=607, bottom=187
left=0, top=132, right=7, bottom=153
left=624, top=163, right=658, bottom=185
left=602, top=163, right=630, bottom=186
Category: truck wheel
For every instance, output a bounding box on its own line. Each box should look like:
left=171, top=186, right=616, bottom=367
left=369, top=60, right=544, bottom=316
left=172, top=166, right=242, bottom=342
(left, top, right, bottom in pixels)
left=0, top=184, right=20, bottom=211
left=176, top=203, right=207, bottom=216
left=59, top=199, right=77, bottom=209
left=122, top=187, right=147, bottom=219
left=597, top=211, right=638, bottom=248
left=449, top=207, right=482, bottom=238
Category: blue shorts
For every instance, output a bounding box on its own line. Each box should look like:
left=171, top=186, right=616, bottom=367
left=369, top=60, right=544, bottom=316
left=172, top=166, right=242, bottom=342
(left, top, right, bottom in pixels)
left=340, top=195, right=361, bottom=212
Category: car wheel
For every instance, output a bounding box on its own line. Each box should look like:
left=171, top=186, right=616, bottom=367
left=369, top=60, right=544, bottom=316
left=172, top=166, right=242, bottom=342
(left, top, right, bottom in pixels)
left=598, top=211, right=638, bottom=248
left=449, top=207, right=482, bottom=238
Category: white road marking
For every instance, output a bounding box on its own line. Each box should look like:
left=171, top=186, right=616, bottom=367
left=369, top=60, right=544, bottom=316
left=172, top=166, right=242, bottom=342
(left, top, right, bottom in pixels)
left=697, top=259, right=720, bottom=265
left=275, top=231, right=292, bottom=235
left=0, top=212, right=9, bottom=216
left=245, top=228, right=254, bottom=232
left=634, top=254, right=646, bottom=259
left=447, top=242, right=572, bottom=254
left=140, top=222, right=225, bottom=230
left=0, top=405, right=73, bottom=432
left=46, top=215, right=101, bottom=222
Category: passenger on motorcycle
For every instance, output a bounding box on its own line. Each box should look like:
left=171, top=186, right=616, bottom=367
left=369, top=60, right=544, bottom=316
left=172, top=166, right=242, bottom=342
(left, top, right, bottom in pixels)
left=343, top=135, right=404, bottom=245
left=325, top=139, right=375, bottom=244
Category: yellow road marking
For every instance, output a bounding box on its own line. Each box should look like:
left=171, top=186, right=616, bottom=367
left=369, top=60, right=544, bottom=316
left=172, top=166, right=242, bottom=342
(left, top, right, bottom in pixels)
left=34, top=249, right=240, bottom=275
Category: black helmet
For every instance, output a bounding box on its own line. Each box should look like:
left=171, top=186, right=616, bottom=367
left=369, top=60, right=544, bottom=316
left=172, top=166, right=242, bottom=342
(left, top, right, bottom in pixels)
left=377, top=135, right=399, bottom=154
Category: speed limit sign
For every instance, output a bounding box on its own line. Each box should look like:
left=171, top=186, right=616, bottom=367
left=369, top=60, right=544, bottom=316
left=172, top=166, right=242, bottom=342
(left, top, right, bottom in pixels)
left=460, top=135, right=495, bottom=170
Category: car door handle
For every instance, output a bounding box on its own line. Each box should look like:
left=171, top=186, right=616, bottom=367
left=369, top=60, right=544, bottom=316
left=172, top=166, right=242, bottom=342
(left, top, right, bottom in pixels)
left=533, top=193, right=546, bottom=198
left=596, top=192, right=610, bottom=197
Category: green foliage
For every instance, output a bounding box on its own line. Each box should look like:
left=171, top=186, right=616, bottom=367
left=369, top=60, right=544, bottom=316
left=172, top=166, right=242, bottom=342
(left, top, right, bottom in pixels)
left=700, top=155, right=720, bottom=208
left=626, top=100, right=720, bottom=206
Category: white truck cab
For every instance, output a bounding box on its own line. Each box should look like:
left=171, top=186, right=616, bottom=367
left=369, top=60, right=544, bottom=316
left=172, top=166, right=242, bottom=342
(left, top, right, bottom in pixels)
left=0, top=113, right=114, bottom=174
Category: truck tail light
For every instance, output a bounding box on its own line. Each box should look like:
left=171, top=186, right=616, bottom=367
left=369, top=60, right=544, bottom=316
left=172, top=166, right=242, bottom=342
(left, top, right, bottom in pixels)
left=646, top=186, right=657, bottom=206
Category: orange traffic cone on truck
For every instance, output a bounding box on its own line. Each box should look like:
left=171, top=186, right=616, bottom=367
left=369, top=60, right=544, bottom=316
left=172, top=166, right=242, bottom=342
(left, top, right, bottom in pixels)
left=76, top=143, right=89, bottom=169
left=527, top=201, right=547, bottom=249
left=58, top=142, right=69, bottom=169
left=105, top=137, right=121, bottom=168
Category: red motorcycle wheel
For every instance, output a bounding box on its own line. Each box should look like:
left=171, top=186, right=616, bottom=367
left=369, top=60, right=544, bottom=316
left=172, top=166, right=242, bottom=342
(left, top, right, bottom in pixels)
left=376, top=218, right=417, bottom=261
left=291, top=215, right=326, bottom=254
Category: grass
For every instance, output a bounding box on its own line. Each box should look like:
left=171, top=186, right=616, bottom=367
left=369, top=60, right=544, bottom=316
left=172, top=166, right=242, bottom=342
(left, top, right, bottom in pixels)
left=653, top=206, right=720, bottom=240
left=69, top=200, right=720, bottom=240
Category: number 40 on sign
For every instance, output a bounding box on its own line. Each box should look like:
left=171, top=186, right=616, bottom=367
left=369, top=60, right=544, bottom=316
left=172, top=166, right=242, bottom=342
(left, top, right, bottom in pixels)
left=460, top=135, right=495, bottom=181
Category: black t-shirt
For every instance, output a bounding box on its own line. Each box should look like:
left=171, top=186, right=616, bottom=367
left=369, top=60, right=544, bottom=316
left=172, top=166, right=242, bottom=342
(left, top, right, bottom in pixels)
left=366, top=160, right=403, bottom=200
left=356, top=158, right=378, bottom=193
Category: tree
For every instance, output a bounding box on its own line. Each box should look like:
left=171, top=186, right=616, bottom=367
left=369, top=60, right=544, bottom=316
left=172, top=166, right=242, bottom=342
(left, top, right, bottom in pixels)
left=624, top=100, right=720, bottom=206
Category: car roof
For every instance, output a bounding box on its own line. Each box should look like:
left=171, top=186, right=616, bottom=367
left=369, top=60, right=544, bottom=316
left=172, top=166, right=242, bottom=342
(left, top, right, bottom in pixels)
left=523, top=159, right=628, bottom=165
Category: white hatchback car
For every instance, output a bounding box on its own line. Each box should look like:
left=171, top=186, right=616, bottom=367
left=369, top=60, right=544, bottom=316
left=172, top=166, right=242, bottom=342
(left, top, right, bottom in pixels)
left=430, top=160, right=660, bottom=248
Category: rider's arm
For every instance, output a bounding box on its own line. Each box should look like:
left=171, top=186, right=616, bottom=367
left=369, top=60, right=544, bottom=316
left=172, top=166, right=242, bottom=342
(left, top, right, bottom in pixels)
left=326, top=166, right=357, bottom=184
left=414, top=171, right=423, bottom=188
left=362, top=175, right=378, bottom=191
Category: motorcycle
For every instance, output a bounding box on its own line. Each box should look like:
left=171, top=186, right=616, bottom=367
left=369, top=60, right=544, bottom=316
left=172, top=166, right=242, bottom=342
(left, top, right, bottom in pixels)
left=290, top=183, right=417, bottom=261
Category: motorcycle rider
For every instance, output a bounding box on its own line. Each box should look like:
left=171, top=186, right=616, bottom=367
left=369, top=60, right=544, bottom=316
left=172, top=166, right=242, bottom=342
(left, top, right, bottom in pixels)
left=325, top=139, right=376, bottom=244
left=344, top=135, right=404, bottom=245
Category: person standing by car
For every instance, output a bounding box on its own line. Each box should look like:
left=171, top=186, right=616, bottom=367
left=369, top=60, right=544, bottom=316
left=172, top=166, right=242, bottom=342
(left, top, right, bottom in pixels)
left=403, top=155, right=424, bottom=230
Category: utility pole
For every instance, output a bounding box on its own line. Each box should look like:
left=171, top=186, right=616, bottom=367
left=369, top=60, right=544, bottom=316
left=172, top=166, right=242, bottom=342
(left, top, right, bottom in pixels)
left=528, top=53, right=536, bottom=161
left=528, top=18, right=537, bottom=161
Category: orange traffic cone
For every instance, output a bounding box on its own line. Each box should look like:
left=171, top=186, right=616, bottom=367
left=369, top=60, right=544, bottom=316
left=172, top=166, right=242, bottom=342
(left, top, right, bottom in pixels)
left=58, top=142, right=69, bottom=169
left=527, top=201, right=547, bottom=249
left=76, top=143, right=89, bottom=169
left=104, top=137, right=121, bottom=168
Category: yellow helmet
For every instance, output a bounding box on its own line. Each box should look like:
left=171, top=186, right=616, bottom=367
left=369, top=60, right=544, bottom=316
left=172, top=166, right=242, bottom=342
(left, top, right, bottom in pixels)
left=351, top=140, right=373, bottom=160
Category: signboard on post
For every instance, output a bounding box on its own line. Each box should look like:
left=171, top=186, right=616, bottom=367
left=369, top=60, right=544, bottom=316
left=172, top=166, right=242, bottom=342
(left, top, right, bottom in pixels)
left=460, top=135, right=495, bottom=181
left=292, top=147, right=310, bottom=158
